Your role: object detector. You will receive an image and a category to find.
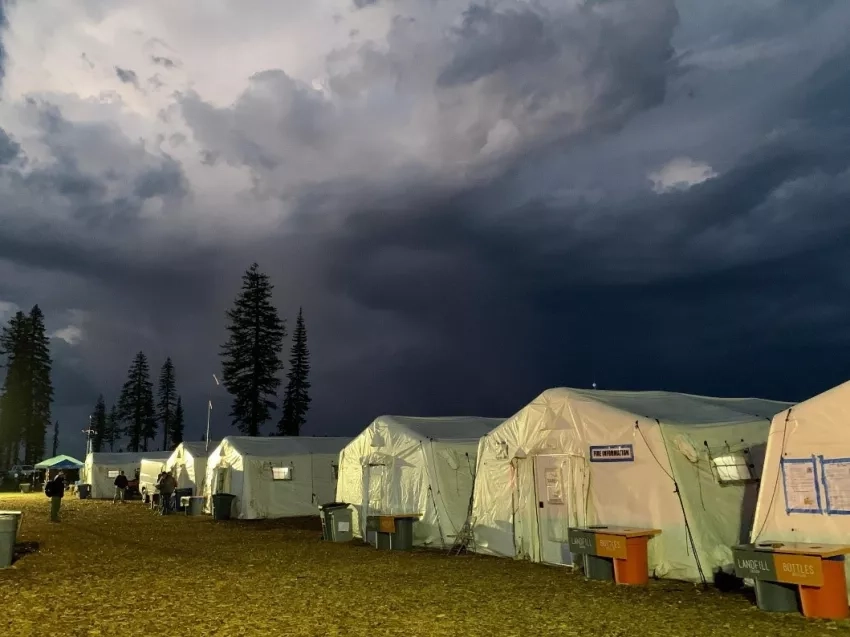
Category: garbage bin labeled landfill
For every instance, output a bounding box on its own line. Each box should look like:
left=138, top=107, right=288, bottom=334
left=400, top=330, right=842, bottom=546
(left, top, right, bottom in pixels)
left=584, top=554, right=615, bottom=581
left=174, top=488, right=193, bottom=512
left=318, top=503, right=353, bottom=542
left=77, top=484, right=91, bottom=499
left=754, top=578, right=801, bottom=613
left=184, top=496, right=204, bottom=516
left=0, top=514, right=18, bottom=569
left=212, top=493, right=236, bottom=521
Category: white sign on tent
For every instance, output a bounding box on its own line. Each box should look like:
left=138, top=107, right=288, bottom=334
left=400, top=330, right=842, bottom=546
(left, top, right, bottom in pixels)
left=780, top=457, right=821, bottom=514
left=820, top=457, right=850, bottom=515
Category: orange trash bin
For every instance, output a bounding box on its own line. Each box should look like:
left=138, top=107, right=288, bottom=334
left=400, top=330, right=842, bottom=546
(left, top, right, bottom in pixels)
left=799, top=556, right=849, bottom=620
left=613, top=535, right=650, bottom=585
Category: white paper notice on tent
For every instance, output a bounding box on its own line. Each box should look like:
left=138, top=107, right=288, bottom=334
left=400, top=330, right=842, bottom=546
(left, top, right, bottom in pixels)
left=781, top=458, right=821, bottom=514
left=821, top=457, right=850, bottom=515
left=545, top=468, right=563, bottom=504
left=337, top=521, right=350, bottom=532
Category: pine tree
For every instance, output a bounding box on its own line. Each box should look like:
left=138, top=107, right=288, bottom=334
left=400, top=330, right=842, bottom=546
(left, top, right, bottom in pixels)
left=220, top=263, right=285, bottom=436
left=0, top=311, right=28, bottom=467
left=27, top=305, right=53, bottom=464
left=106, top=404, right=121, bottom=451
left=157, top=358, right=177, bottom=451
left=117, top=351, right=156, bottom=452
left=278, top=307, right=311, bottom=436
left=51, top=420, right=59, bottom=457
left=91, top=395, right=107, bottom=453
left=171, top=396, right=185, bottom=447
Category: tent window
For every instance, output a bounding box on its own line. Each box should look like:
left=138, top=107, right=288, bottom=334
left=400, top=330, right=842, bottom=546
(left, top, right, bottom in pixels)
left=495, top=441, right=509, bottom=460
left=712, top=453, right=755, bottom=484
left=272, top=466, right=292, bottom=481
left=331, top=463, right=339, bottom=481
left=107, top=469, right=119, bottom=478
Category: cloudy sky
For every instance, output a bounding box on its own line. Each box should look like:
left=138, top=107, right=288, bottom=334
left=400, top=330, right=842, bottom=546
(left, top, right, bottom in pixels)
left=1, top=0, right=849, bottom=455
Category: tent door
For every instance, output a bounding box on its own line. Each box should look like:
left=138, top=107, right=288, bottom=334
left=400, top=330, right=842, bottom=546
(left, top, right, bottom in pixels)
left=512, top=457, right=540, bottom=561
left=361, top=464, right=386, bottom=539
left=534, top=454, right=572, bottom=565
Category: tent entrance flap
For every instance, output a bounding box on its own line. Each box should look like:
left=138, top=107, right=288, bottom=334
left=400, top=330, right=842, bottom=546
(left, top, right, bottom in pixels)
left=362, top=464, right=386, bottom=536
left=534, top=454, right=573, bottom=565
left=512, top=457, right=539, bottom=561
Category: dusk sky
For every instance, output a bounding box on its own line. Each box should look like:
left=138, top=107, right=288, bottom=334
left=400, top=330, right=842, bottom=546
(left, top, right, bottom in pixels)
left=1, top=0, right=849, bottom=456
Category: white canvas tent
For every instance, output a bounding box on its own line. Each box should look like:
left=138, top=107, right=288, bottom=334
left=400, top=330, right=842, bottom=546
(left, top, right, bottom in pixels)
left=336, top=415, right=504, bottom=548
left=165, top=441, right=220, bottom=495
left=203, top=436, right=352, bottom=519
left=471, top=388, right=790, bottom=583
left=82, top=451, right=171, bottom=499
left=751, top=379, right=850, bottom=600
left=139, top=457, right=168, bottom=502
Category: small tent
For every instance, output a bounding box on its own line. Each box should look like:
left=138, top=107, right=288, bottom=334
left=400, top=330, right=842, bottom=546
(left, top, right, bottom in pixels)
left=34, top=455, right=84, bottom=470
left=82, top=451, right=171, bottom=499
left=336, top=415, right=504, bottom=547
left=751, top=380, right=850, bottom=600
left=203, top=436, right=352, bottom=519
left=165, top=441, right=221, bottom=495
left=471, top=388, right=790, bottom=583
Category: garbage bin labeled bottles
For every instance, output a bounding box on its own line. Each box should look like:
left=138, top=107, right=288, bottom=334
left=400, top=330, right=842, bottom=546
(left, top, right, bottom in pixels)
left=0, top=514, right=18, bottom=569
left=212, top=493, right=236, bottom=520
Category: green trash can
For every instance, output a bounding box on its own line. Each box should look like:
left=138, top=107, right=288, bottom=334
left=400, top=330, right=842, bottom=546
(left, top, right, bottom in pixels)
left=390, top=517, right=414, bottom=550
left=0, top=514, right=17, bottom=569
left=212, top=493, right=235, bottom=521
left=77, top=484, right=91, bottom=500
left=754, top=579, right=801, bottom=612
left=584, top=554, right=615, bottom=581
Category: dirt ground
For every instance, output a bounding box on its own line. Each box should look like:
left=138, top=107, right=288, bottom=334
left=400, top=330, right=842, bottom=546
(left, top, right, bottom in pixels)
left=0, top=493, right=847, bottom=636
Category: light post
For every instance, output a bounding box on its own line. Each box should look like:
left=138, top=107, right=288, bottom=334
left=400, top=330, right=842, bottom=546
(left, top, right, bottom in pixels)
left=82, top=414, right=95, bottom=457
left=206, top=374, right=221, bottom=452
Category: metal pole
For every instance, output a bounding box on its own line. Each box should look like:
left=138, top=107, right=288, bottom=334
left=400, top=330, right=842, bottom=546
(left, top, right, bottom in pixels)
left=205, top=400, right=212, bottom=452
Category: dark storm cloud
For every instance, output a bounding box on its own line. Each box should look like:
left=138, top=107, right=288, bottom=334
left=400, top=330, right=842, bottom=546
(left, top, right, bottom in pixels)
left=0, top=127, right=20, bottom=164
left=114, top=66, right=139, bottom=85
left=352, top=0, right=379, bottom=8
left=151, top=55, right=177, bottom=69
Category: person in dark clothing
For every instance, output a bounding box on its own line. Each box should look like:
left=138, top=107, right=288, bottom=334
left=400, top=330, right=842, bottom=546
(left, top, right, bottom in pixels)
left=157, top=471, right=177, bottom=515
left=113, top=470, right=129, bottom=504
left=48, top=471, right=65, bottom=522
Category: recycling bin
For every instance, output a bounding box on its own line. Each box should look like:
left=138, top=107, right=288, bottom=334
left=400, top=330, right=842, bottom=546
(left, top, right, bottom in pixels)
left=754, top=578, right=801, bottom=613
left=183, top=496, right=204, bottom=516
left=174, top=488, right=193, bottom=512
left=0, top=514, right=18, bottom=569
left=318, top=503, right=353, bottom=542
left=212, top=493, right=236, bottom=520
left=77, top=484, right=91, bottom=500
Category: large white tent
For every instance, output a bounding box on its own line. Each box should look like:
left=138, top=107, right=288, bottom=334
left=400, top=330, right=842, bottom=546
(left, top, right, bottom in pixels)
left=83, top=451, right=171, bottom=499
left=336, top=415, right=504, bottom=548
left=471, top=388, right=790, bottom=583
left=165, top=441, right=221, bottom=495
left=751, top=379, right=850, bottom=600
left=203, top=436, right=352, bottom=519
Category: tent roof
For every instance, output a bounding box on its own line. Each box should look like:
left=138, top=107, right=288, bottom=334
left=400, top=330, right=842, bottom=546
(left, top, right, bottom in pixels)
left=372, top=415, right=505, bottom=441
left=176, top=441, right=221, bottom=458
left=34, top=455, right=84, bottom=469
left=540, top=388, right=791, bottom=426
left=222, top=436, right=352, bottom=458
left=87, top=451, right=171, bottom=463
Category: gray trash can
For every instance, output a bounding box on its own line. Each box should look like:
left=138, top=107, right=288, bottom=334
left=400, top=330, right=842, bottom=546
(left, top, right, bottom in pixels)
left=754, top=578, right=801, bottom=612
left=212, top=493, right=235, bottom=520
left=77, top=484, right=91, bottom=500
left=0, top=514, right=18, bottom=569
left=319, top=503, right=353, bottom=542
left=0, top=511, right=22, bottom=537
left=19, top=484, right=31, bottom=494
left=174, top=488, right=193, bottom=512
left=184, top=496, right=204, bottom=516
left=583, top=554, right=615, bottom=581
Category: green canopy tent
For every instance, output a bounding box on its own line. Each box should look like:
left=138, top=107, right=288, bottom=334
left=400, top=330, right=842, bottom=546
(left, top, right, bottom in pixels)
left=34, top=455, right=85, bottom=470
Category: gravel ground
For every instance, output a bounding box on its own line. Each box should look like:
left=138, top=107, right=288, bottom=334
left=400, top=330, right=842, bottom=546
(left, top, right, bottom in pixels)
left=0, top=493, right=847, bottom=636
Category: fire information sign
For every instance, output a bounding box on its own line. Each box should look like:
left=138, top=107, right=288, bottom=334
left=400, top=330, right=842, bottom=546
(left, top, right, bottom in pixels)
left=589, top=444, right=634, bottom=463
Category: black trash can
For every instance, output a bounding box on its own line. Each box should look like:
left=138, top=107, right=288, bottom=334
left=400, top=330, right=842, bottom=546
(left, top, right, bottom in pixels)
left=754, top=579, right=801, bottom=612
left=584, top=554, right=615, bottom=581
left=174, top=488, right=193, bottom=512
left=77, top=484, right=91, bottom=500
left=212, top=493, right=236, bottom=521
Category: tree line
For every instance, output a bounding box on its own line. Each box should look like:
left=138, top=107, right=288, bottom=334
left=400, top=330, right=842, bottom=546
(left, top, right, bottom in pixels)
left=0, top=306, right=54, bottom=466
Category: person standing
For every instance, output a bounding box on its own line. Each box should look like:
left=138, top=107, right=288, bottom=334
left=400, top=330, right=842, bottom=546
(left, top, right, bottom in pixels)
left=113, top=470, right=129, bottom=504
left=47, top=471, right=65, bottom=522
left=157, top=471, right=176, bottom=515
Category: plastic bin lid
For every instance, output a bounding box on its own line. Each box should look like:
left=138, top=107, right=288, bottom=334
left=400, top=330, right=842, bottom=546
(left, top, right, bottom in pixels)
left=318, top=501, right=349, bottom=509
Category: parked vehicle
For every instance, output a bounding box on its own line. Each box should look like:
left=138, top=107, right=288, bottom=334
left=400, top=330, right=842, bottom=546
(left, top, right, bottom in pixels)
left=9, top=465, right=36, bottom=481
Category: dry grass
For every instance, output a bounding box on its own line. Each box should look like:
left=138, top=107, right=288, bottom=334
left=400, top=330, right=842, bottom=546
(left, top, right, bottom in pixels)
left=1, top=493, right=848, bottom=636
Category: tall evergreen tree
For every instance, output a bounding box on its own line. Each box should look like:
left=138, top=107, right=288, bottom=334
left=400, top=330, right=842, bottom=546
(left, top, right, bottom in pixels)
left=220, top=263, right=285, bottom=436
left=91, top=395, right=107, bottom=453
left=117, top=351, right=156, bottom=452
left=0, top=311, right=28, bottom=467
left=171, top=396, right=185, bottom=447
left=278, top=307, right=311, bottom=436
left=106, top=404, right=121, bottom=452
left=27, top=305, right=53, bottom=464
left=157, top=358, right=177, bottom=450
left=51, top=420, right=59, bottom=457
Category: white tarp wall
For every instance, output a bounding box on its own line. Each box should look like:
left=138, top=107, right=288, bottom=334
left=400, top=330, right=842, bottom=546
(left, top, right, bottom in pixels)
left=751, top=380, right=850, bottom=600
left=82, top=452, right=171, bottom=498
left=165, top=441, right=220, bottom=495
left=203, top=436, right=352, bottom=519
left=139, top=458, right=167, bottom=501
left=336, top=416, right=503, bottom=548
left=472, top=388, right=790, bottom=583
